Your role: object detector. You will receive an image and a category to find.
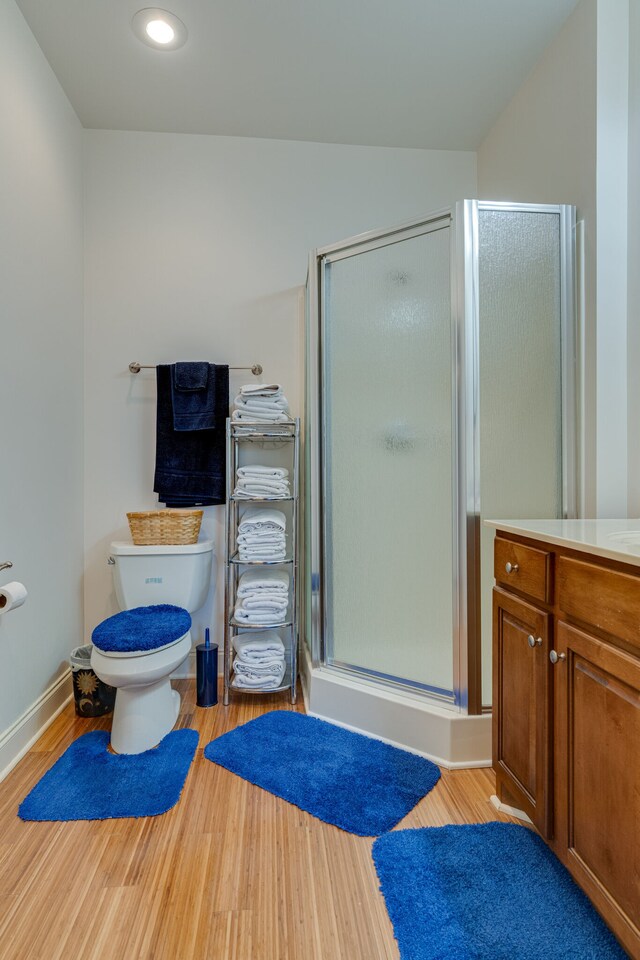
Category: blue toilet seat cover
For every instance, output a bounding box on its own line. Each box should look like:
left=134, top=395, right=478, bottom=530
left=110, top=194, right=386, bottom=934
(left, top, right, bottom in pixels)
left=92, top=605, right=192, bottom=653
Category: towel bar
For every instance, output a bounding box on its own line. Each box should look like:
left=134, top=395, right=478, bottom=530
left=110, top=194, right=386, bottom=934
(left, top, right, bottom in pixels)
left=129, top=361, right=263, bottom=376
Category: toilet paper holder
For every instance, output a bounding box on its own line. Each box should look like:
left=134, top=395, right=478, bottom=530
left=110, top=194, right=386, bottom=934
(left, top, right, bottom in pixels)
left=0, top=562, right=13, bottom=573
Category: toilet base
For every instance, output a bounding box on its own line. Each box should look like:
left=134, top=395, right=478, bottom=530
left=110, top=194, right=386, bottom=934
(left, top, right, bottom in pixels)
left=111, top=679, right=181, bottom=754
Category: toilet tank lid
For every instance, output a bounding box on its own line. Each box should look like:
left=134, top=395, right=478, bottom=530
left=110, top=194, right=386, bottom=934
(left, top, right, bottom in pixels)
left=110, top=539, right=213, bottom=556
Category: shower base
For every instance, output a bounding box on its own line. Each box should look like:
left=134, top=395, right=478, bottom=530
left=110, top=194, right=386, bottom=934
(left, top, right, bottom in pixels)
left=300, top=643, right=492, bottom=768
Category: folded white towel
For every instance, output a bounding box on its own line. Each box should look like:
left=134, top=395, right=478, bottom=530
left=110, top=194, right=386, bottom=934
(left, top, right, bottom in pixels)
left=238, top=523, right=286, bottom=543
left=238, top=533, right=285, bottom=543
left=234, top=493, right=288, bottom=501
left=238, top=550, right=287, bottom=563
left=234, top=395, right=289, bottom=412
left=237, top=545, right=286, bottom=558
left=236, top=477, right=289, bottom=490
left=237, top=466, right=289, bottom=480
left=232, top=666, right=286, bottom=690
left=233, top=483, right=291, bottom=500
left=233, top=654, right=286, bottom=668
left=238, top=524, right=286, bottom=536
left=233, top=657, right=285, bottom=676
left=239, top=508, right=286, bottom=531
left=233, top=631, right=286, bottom=658
left=237, top=570, right=290, bottom=594
left=238, top=540, right=286, bottom=552
left=238, top=534, right=285, bottom=544
left=241, top=597, right=288, bottom=613
left=239, top=383, right=283, bottom=396
left=238, top=537, right=285, bottom=547
left=232, top=408, right=291, bottom=423
left=237, top=477, right=289, bottom=491
left=234, top=605, right=286, bottom=624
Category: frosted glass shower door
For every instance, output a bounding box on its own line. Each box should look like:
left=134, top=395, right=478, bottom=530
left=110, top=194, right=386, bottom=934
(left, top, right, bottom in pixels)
left=322, top=222, right=455, bottom=697
left=475, top=205, right=570, bottom=707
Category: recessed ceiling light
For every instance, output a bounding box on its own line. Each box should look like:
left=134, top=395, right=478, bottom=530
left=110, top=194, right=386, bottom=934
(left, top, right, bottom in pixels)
left=132, top=8, right=188, bottom=51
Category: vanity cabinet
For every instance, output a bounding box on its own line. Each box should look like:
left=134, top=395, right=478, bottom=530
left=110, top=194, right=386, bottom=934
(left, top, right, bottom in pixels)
left=493, top=532, right=640, bottom=959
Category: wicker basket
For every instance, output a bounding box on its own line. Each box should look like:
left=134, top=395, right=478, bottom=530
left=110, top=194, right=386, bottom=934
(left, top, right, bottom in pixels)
left=126, top=509, right=203, bottom=546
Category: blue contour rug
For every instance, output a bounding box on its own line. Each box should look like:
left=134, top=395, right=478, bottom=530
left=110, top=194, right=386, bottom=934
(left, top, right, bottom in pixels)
left=372, top=822, right=629, bottom=960
left=203, top=710, right=440, bottom=836
left=18, top=728, right=199, bottom=822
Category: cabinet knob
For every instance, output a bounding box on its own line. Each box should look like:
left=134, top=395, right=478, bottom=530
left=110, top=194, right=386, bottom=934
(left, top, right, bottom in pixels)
left=527, top=635, right=542, bottom=648
left=549, top=650, right=566, bottom=664
left=505, top=562, right=519, bottom=574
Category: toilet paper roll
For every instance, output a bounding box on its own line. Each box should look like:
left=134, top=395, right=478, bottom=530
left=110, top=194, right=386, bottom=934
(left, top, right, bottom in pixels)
left=0, top=581, right=28, bottom=615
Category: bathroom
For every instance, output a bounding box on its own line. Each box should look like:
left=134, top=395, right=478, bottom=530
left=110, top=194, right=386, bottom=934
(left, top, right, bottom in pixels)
left=0, top=0, right=638, bottom=957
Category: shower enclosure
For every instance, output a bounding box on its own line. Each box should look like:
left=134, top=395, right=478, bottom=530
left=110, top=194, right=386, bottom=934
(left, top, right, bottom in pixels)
left=304, top=202, right=577, bottom=761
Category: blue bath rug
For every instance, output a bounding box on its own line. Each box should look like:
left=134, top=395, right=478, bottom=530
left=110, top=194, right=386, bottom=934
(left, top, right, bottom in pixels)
left=372, top=822, right=628, bottom=960
left=203, top=710, right=440, bottom=835
left=18, top=728, right=198, bottom=822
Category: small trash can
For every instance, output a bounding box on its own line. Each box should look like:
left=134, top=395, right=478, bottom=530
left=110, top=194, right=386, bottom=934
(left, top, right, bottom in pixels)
left=70, top=644, right=116, bottom=717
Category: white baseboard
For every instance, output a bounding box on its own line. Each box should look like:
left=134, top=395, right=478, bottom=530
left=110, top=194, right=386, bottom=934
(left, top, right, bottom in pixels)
left=172, top=649, right=197, bottom=679
left=0, top=671, right=73, bottom=783
left=171, top=649, right=226, bottom=680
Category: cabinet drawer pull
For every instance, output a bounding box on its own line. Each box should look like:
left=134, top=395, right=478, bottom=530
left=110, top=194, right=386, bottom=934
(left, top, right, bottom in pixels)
left=549, top=650, right=566, bottom=664
left=505, top=562, right=519, bottom=574
left=527, top=635, right=543, bottom=648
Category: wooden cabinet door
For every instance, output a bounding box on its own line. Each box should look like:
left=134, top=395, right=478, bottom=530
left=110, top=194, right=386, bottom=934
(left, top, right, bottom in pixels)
left=493, top=587, right=551, bottom=836
left=554, top=620, right=640, bottom=957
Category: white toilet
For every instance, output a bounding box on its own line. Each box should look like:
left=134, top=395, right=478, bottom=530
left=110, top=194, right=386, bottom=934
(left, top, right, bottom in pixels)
left=91, top=539, right=214, bottom=754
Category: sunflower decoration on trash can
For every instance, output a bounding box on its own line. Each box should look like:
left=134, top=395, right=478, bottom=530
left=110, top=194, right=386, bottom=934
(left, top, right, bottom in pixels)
left=74, top=670, right=99, bottom=715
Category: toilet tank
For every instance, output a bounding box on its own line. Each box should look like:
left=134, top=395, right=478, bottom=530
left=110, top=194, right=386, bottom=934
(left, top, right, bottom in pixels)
left=109, top=540, right=214, bottom=612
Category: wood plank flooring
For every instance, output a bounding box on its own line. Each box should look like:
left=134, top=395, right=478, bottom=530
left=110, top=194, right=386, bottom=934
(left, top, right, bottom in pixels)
left=0, top=681, right=513, bottom=960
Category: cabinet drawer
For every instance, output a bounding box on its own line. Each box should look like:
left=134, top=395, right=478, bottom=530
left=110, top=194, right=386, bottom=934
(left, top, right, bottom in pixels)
left=494, top=537, right=552, bottom=604
left=557, top=556, right=640, bottom=654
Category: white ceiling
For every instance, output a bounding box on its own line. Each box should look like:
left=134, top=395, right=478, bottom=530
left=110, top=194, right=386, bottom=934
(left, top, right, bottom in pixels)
left=16, top=0, right=579, bottom=149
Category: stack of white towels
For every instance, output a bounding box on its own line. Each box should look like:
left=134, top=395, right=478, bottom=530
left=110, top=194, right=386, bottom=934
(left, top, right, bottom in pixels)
left=233, top=465, right=290, bottom=500
left=232, top=383, right=290, bottom=423
left=237, top=508, right=286, bottom=562
left=232, top=630, right=286, bottom=690
left=234, top=569, right=289, bottom=625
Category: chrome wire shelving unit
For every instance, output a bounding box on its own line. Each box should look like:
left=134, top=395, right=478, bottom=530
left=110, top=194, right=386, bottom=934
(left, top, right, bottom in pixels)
left=223, top=418, right=300, bottom=704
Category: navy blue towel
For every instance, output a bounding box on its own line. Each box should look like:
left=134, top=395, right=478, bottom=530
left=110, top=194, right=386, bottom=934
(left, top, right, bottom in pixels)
left=171, top=362, right=218, bottom=431
left=154, top=363, right=229, bottom=507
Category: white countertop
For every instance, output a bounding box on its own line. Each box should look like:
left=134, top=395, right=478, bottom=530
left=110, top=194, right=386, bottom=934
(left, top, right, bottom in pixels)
left=484, top=518, right=640, bottom=568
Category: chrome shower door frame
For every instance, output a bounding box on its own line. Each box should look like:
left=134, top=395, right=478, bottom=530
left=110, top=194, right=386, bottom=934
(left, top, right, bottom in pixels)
left=458, top=200, right=578, bottom=712
left=308, top=209, right=468, bottom=709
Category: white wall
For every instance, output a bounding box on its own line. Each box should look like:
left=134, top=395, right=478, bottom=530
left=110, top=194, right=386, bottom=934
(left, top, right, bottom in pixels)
left=595, top=0, right=629, bottom=517
left=0, top=0, right=83, bottom=743
left=83, top=131, right=476, bottom=649
left=477, top=0, right=598, bottom=515
left=628, top=0, right=640, bottom=515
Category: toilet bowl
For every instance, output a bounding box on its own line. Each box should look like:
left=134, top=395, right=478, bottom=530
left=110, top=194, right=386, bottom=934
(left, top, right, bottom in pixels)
left=91, top=539, right=214, bottom=754
left=91, top=625, right=192, bottom=754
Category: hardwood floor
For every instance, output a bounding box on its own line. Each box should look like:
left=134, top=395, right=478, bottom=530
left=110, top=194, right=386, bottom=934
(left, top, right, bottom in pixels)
left=0, top=680, right=513, bottom=960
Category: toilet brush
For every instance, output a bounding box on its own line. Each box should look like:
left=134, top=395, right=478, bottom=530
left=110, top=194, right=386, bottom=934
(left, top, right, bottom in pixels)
left=196, top=628, right=218, bottom=707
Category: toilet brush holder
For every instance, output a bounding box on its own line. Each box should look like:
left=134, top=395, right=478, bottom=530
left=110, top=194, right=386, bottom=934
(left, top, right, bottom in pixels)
left=196, top=635, right=218, bottom=707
